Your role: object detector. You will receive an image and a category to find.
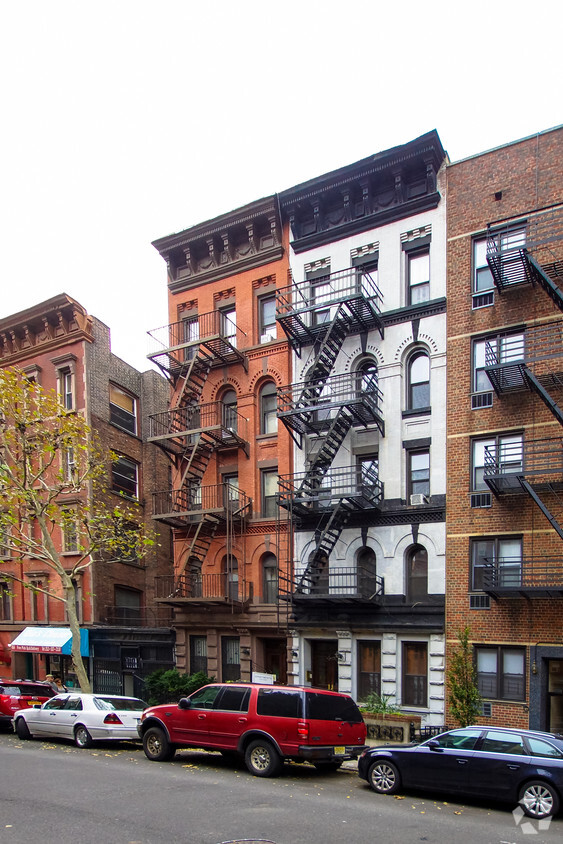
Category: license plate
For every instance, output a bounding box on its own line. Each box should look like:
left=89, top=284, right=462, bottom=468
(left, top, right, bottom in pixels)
left=334, top=746, right=345, bottom=755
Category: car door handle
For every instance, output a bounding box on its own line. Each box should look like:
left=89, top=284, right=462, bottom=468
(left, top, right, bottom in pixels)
left=70, top=713, right=77, bottom=718
left=238, top=717, right=247, bottom=723
left=456, top=759, right=468, bottom=765
left=507, top=764, right=520, bottom=770
left=198, top=714, right=206, bottom=720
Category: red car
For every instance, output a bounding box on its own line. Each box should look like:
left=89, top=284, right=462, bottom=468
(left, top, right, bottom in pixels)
left=139, top=683, right=367, bottom=777
left=0, top=680, right=54, bottom=730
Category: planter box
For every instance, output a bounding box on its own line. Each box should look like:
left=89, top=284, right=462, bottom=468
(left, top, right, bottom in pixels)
left=362, top=713, right=421, bottom=746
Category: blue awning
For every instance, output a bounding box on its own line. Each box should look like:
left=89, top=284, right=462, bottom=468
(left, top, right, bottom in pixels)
left=10, top=627, right=89, bottom=656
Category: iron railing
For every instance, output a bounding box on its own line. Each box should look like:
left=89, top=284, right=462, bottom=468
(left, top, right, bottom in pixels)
left=148, top=401, right=248, bottom=445
left=484, top=437, right=563, bottom=493
left=101, top=606, right=174, bottom=626
left=155, top=573, right=248, bottom=602
left=482, top=556, right=563, bottom=593
left=289, top=564, right=384, bottom=600
left=278, top=464, right=383, bottom=510
left=152, top=482, right=252, bottom=523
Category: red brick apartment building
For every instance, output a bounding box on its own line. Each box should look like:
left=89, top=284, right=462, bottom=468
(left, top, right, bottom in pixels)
left=0, top=294, right=174, bottom=693
left=446, top=126, right=563, bottom=732
left=148, top=196, right=293, bottom=683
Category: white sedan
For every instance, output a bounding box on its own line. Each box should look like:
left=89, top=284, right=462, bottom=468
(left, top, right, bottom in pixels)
left=12, top=692, right=147, bottom=747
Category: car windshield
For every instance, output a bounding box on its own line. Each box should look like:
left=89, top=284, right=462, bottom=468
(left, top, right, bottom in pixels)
left=93, top=696, right=147, bottom=711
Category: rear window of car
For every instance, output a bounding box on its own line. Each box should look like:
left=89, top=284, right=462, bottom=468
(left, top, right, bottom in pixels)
left=527, top=737, right=563, bottom=758
left=256, top=689, right=303, bottom=718
left=94, top=697, right=147, bottom=711
left=215, top=687, right=250, bottom=712
left=305, top=692, right=363, bottom=723
left=0, top=684, right=52, bottom=697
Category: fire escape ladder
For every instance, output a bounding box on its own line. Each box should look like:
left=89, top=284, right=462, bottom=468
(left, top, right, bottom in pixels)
left=527, top=254, right=563, bottom=313
left=518, top=478, right=563, bottom=541
left=179, top=432, right=215, bottom=487
left=177, top=514, right=220, bottom=577
left=299, top=410, right=354, bottom=493
left=523, top=367, right=563, bottom=426
left=295, top=499, right=353, bottom=593
left=307, top=309, right=349, bottom=383
left=173, top=349, right=214, bottom=408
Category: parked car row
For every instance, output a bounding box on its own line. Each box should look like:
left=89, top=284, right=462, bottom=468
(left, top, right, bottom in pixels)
left=9, top=682, right=563, bottom=821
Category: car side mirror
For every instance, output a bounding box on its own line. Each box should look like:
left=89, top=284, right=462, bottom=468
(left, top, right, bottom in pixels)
left=427, top=740, right=442, bottom=751
left=178, top=698, right=191, bottom=710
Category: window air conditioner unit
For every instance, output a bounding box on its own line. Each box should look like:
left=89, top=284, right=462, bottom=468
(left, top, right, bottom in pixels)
left=260, top=332, right=276, bottom=343
left=410, top=494, right=429, bottom=506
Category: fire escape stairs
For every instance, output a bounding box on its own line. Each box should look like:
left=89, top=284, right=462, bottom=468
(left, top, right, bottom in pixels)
left=173, top=349, right=214, bottom=408
left=517, top=477, right=563, bottom=541
left=522, top=368, right=563, bottom=426
left=297, top=409, right=354, bottom=496
left=295, top=499, right=353, bottom=593
left=527, top=254, right=563, bottom=313
left=179, top=432, right=215, bottom=487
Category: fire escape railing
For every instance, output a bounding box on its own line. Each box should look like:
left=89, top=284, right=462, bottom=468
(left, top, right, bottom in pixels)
left=277, top=371, right=384, bottom=442
left=486, top=205, right=563, bottom=310
left=287, top=564, right=384, bottom=600
left=484, top=322, right=563, bottom=425
left=148, top=402, right=249, bottom=453
left=152, top=482, right=252, bottom=527
left=482, top=556, right=563, bottom=597
left=275, top=266, right=384, bottom=352
left=154, top=572, right=249, bottom=602
left=147, top=310, right=248, bottom=376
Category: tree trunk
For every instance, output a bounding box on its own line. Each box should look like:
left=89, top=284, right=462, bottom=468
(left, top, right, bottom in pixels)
left=65, top=580, right=91, bottom=693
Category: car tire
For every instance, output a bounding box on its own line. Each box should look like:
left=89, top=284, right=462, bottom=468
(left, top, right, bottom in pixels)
left=244, top=738, right=283, bottom=778
left=15, top=718, right=31, bottom=740
left=518, top=780, right=560, bottom=820
left=142, top=726, right=176, bottom=762
left=313, top=761, right=343, bottom=772
left=74, top=725, right=93, bottom=748
left=368, top=759, right=401, bottom=794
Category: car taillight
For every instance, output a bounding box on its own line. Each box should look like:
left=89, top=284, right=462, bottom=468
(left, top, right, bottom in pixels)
left=103, top=713, right=123, bottom=725
left=297, top=721, right=309, bottom=740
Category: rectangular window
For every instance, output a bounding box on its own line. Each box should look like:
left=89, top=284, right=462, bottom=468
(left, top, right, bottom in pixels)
left=0, top=524, right=11, bottom=559
left=402, top=642, right=427, bottom=706
left=257, top=688, right=303, bottom=718
left=30, top=579, right=47, bottom=622
left=62, top=509, right=79, bottom=553
left=62, top=447, right=76, bottom=483
left=261, top=469, right=278, bottom=518
left=182, top=315, right=199, bottom=361
left=59, top=368, right=74, bottom=411
left=472, top=238, right=495, bottom=307
left=472, top=333, right=525, bottom=394
left=407, top=250, right=430, bottom=305
left=0, top=581, right=12, bottom=621
left=109, top=385, right=137, bottom=435
left=221, top=307, right=237, bottom=347
left=221, top=636, right=241, bottom=682
left=259, top=295, right=277, bottom=342
left=476, top=646, right=525, bottom=701
left=114, top=586, right=142, bottom=624
left=112, top=456, right=139, bottom=499
left=408, top=450, right=430, bottom=497
left=471, top=434, right=523, bottom=491
left=358, top=641, right=381, bottom=700
left=190, top=636, right=208, bottom=675
left=471, top=537, right=522, bottom=591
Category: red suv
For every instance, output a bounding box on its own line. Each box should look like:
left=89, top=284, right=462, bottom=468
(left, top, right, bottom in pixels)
left=0, top=680, right=54, bottom=730
left=139, top=683, right=367, bottom=777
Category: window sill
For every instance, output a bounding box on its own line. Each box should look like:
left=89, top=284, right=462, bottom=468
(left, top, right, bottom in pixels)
left=402, top=407, right=431, bottom=418
left=256, top=433, right=277, bottom=442
left=109, top=420, right=140, bottom=439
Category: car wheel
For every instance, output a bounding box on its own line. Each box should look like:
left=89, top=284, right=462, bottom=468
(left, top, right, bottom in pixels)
left=518, top=780, right=560, bottom=819
left=74, top=725, right=93, bottom=748
left=313, top=761, right=343, bottom=772
left=142, top=726, right=176, bottom=762
left=15, top=718, right=31, bottom=740
left=244, top=739, right=283, bottom=778
left=368, top=759, right=401, bottom=794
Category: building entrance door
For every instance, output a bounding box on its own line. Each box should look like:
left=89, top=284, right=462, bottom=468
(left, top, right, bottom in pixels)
left=547, top=660, right=563, bottom=733
left=262, top=639, right=287, bottom=685
left=310, top=640, right=338, bottom=691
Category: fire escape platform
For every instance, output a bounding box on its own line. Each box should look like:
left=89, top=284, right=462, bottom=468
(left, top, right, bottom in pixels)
left=482, top=556, right=563, bottom=599
left=152, top=484, right=252, bottom=527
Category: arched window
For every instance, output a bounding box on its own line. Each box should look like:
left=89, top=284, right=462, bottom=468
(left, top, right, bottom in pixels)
left=259, top=382, right=277, bottom=435
left=356, top=359, right=378, bottom=395
left=406, top=545, right=428, bottom=601
left=357, top=546, right=377, bottom=597
left=221, top=389, right=237, bottom=432
left=407, top=352, right=430, bottom=410
left=188, top=557, right=202, bottom=598
left=262, top=553, right=278, bottom=603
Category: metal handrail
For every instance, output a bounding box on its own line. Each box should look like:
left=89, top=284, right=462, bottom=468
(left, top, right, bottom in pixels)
left=148, top=310, right=246, bottom=353
left=153, top=482, right=251, bottom=519
left=278, top=464, right=383, bottom=505
left=277, top=371, right=383, bottom=416
left=148, top=402, right=248, bottom=442
left=276, top=266, right=382, bottom=317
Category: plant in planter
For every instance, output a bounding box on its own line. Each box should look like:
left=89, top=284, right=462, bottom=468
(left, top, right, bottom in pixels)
left=361, top=692, right=401, bottom=716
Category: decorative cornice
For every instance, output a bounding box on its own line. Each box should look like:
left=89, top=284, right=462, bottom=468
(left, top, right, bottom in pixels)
left=168, top=245, right=284, bottom=294
left=382, top=297, right=447, bottom=327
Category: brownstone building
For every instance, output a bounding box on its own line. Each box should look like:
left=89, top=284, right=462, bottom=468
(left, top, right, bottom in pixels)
left=0, top=294, right=174, bottom=693
left=446, top=126, right=563, bottom=732
left=149, top=196, right=293, bottom=682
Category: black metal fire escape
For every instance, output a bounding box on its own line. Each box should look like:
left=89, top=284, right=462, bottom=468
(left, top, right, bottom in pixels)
left=147, top=312, right=249, bottom=580
left=276, top=267, right=385, bottom=601
left=487, top=206, right=563, bottom=311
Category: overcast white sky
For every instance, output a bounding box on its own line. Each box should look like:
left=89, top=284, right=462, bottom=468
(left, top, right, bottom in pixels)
left=1, top=1, right=561, bottom=371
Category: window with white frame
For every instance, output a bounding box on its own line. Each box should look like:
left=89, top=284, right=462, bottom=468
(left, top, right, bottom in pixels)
left=221, top=306, right=237, bottom=347
left=261, top=468, right=278, bottom=518
left=407, top=249, right=430, bottom=305
left=259, top=295, right=277, bottom=342
left=472, top=333, right=525, bottom=394
left=471, top=434, right=523, bottom=491
left=111, top=455, right=139, bottom=499
left=262, top=553, right=278, bottom=603
left=407, top=351, right=430, bottom=410
left=62, top=508, right=79, bottom=553
left=109, top=384, right=137, bottom=435
left=59, top=368, right=74, bottom=410
left=472, top=238, right=495, bottom=307
left=259, top=382, right=277, bottom=435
